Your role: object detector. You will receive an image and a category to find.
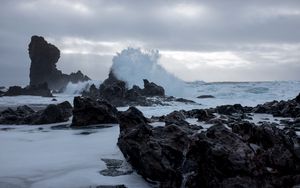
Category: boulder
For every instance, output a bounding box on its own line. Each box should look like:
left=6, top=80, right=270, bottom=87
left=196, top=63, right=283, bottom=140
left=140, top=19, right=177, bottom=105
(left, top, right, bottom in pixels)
left=71, top=96, right=118, bottom=127
left=0, top=101, right=72, bottom=125
left=194, top=109, right=215, bottom=121
left=118, top=106, right=148, bottom=132
left=164, top=111, right=189, bottom=126
left=142, top=79, right=165, bottom=97
left=215, top=104, right=246, bottom=115
left=29, top=35, right=90, bottom=90
left=33, top=101, right=72, bottom=124
left=197, top=95, right=215, bottom=99
left=118, top=107, right=190, bottom=188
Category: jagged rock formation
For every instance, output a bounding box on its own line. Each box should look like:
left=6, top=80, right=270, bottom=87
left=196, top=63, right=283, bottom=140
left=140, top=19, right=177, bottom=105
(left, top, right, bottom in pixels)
left=118, top=106, right=300, bottom=188
left=82, top=71, right=195, bottom=107
left=252, top=94, right=300, bottom=118
left=0, top=101, right=72, bottom=125
left=29, top=35, right=90, bottom=90
left=71, top=96, right=119, bottom=127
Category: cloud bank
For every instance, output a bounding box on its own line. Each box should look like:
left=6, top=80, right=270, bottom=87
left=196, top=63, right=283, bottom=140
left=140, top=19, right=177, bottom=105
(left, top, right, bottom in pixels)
left=0, top=0, right=299, bottom=86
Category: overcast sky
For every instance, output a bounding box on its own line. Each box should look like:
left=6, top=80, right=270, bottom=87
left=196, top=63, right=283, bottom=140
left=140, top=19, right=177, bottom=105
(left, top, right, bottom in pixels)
left=0, top=0, right=300, bottom=86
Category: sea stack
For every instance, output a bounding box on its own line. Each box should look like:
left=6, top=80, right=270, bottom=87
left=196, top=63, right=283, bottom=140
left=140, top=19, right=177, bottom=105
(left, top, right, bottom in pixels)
left=28, top=35, right=90, bottom=90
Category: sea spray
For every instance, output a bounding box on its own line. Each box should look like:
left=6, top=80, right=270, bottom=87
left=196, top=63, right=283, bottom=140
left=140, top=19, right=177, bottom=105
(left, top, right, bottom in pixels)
left=63, top=80, right=101, bottom=95
left=111, top=48, right=187, bottom=97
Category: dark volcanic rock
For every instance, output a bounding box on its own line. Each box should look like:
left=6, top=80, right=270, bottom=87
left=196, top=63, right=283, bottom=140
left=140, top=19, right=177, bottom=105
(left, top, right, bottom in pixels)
left=29, top=35, right=90, bottom=90
left=142, top=79, right=165, bottom=97
left=83, top=71, right=196, bottom=107
left=215, top=104, right=246, bottom=115
left=118, top=107, right=191, bottom=188
left=117, top=107, right=300, bottom=188
left=118, top=107, right=148, bottom=131
left=98, top=72, right=128, bottom=106
left=164, top=111, right=189, bottom=126
left=175, top=98, right=196, bottom=104
left=71, top=96, right=118, bottom=127
left=296, top=93, right=300, bottom=103
left=194, top=109, right=215, bottom=121
left=197, top=95, right=215, bottom=99
left=252, top=93, right=300, bottom=118
left=0, top=101, right=72, bottom=125
left=4, top=83, right=52, bottom=97
left=69, top=70, right=90, bottom=83
left=33, top=101, right=72, bottom=124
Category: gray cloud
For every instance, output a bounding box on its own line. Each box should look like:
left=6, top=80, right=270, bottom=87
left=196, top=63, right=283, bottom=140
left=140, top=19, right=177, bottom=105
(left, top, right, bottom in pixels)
left=0, top=0, right=299, bottom=85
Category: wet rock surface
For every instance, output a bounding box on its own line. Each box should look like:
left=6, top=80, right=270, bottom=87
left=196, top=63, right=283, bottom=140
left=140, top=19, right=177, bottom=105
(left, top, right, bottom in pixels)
left=0, top=101, right=72, bottom=125
left=71, top=96, right=119, bottom=127
left=29, top=35, right=90, bottom=90
left=118, top=95, right=300, bottom=188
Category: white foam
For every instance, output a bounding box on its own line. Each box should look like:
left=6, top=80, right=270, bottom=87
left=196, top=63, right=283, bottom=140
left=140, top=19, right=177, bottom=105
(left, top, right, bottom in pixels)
left=0, top=124, right=151, bottom=188
left=63, top=80, right=101, bottom=95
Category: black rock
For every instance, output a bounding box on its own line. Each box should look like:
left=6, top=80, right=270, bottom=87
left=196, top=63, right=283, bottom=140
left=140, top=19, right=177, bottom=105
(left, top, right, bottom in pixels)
left=215, top=104, right=245, bottom=115
left=71, top=96, right=118, bottom=127
left=194, top=109, right=215, bottom=121
left=83, top=71, right=171, bottom=107
left=164, top=110, right=189, bottom=126
left=29, top=35, right=90, bottom=90
left=252, top=94, right=300, bottom=118
left=98, top=71, right=128, bottom=106
left=117, top=107, right=300, bottom=188
left=296, top=93, right=300, bottom=103
left=118, top=106, right=148, bottom=132
left=197, top=95, right=215, bottom=99
left=4, top=83, right=52, bottom=97
left=33, top=101, right=73, bottom=124
left=0, top=101, right=72, bottom=125
left=142, top=79, right=165, bottom=97
left=175, top=98, right=196, bottom=104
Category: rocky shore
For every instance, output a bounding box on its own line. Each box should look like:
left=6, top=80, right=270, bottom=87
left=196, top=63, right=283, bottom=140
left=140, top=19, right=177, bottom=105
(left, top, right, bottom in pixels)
left=117, top=93, right=300, bottom=188
left=1, top=81, right=300, bottom=187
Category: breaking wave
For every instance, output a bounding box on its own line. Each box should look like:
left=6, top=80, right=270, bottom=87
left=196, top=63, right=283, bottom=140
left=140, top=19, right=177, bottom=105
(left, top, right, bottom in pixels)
left=111, top=48, right=186, bottom=96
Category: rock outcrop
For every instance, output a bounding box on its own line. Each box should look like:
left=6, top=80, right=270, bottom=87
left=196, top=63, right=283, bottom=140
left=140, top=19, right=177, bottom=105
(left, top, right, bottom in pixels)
left=71, top=96, right=119, bottom=127
left=29, top=35, right=90, bottom=90
left=252, top=94, right=300, bottom=118
left=4, top=83, right=52, bottom=97
left=0, top=101, right=72, bottom=125
left=118, top=107, right=300, bottom=188
left=142, top=79, right=165, bottom=97
left=83, top=71, right=195, bottom=107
